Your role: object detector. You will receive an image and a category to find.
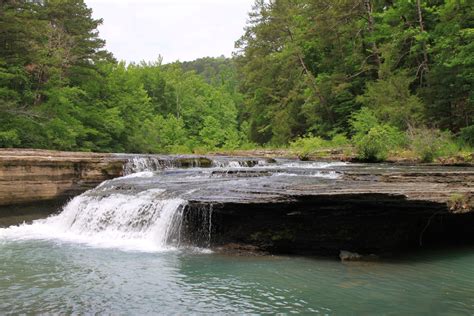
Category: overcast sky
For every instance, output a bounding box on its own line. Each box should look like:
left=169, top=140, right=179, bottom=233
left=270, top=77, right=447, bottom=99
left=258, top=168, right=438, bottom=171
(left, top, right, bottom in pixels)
left=85, top=0, right=255, bottom=64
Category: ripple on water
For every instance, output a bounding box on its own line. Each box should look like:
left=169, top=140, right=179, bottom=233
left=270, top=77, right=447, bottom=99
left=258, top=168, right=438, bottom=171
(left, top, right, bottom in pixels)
left=0, top=242, right=473, bottom=314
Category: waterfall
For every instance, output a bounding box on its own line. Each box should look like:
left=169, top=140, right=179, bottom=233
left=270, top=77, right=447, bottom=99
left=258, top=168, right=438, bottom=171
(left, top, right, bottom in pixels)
left=0, top=189, right=188, bottom=252
left=123, top=157, right=175, bottom=174
left=211, top=159, right=266, bottom=168
left=212, top=160, right=247, bottom=168
left=123, top=156, right=209, bottom=174
left=0, top=156, right=349, bottom=252
left=207, top=204, right=213, bottom=247
left=123, top=155, right=272, bottom=175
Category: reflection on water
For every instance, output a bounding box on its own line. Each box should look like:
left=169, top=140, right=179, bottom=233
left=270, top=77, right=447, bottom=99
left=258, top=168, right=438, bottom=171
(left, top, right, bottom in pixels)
left=0, top=240, right=473, bottom=314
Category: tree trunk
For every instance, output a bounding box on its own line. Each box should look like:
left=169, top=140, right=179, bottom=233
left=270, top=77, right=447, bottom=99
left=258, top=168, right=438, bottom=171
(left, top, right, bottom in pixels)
left=364, top=0, right=382, bottom=75
left=416, top=0, right=430, bottom=75
left=286, top=27, right=334, bottom=124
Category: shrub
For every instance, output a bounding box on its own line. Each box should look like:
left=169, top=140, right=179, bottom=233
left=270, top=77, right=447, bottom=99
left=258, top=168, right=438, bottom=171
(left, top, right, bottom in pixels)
left=166, top=144, right=191, bottom=154
left=0, top=130, right=20, bottom=148
left=353, top=125, right=404, bottom=162
left=192, top=146, right=209, bottom=155
left=350, top=107, right=379, bottom=135
left=350, top=108, right=406, bottom=162
left=329, top=133, right=350, bottom=147
left=289, top=134, right=327, bottom=160
left=448, top=193, right=473, bottom=213
left=459, top=125, right=474, bottom=147
left=410, top=128, right=458, bottom=162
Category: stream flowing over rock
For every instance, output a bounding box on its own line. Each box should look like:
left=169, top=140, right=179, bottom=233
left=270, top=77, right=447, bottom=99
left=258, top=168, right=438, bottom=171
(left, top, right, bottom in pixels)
left=0, top=149, right=473, bottom=255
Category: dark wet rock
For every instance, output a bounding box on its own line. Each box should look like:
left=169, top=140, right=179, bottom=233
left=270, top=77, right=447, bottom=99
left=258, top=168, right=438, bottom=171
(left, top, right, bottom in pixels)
left=339, top=250, right=379, bottom=262
left=214, top=243, right=269, bottom=256
left=177, top=164, right=473, bottom=255
left=180, top=194, right=474, bottom=256
left=0, top=198, right=68, bottom=227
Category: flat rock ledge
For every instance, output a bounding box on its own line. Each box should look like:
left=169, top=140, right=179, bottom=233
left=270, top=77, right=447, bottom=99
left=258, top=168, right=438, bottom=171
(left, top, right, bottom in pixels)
left=0, top=149, right=473, bottom=256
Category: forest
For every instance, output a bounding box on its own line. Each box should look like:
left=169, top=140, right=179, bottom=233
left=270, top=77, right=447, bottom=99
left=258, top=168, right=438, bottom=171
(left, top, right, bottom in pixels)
left=0, top=0, right=472, bottom=161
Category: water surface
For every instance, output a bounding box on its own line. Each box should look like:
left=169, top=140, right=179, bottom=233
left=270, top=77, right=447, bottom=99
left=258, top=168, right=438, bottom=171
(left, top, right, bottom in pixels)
left=1, top=240, right=473, bottom=314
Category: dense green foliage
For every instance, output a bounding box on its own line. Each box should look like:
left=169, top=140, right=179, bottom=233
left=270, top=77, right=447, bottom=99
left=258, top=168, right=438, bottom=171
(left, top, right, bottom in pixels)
left=235, top=0, right=473, bottom=146
left=0, top=0, right=472, bottom=159
left=0, top=1, right=247, bottom=153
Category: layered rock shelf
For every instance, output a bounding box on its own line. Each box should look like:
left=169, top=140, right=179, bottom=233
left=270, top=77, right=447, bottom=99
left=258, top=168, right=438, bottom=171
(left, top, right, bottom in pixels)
left=0, top=149, right=216, bottom=208
left=0, top=149, right=124, bottom=207
left=0, top=149, right=213, bottom=225
left=0, top=149, right=472, bottom=255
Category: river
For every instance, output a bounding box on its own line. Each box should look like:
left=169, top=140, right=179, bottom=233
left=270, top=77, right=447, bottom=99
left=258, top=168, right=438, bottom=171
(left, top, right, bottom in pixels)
left=0, top=240, right=473, bottom=314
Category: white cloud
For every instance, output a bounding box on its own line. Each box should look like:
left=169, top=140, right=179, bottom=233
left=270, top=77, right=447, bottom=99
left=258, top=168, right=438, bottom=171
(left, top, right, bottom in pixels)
left=85, top=0, right=254, bottom=63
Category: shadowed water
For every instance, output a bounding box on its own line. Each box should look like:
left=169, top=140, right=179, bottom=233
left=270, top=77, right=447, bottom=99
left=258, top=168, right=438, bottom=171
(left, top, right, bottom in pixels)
left=0, top=240, right=473, bottom=314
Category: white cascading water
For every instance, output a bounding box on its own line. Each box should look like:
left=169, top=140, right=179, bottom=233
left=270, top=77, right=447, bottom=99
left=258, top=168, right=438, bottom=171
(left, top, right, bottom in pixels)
left=123, top=156, right=206, bottom=174
left=211, top=160, right=265, bottom=168
left=0, top=187, right=187, bottom=252
left=123, top=157, right=174, bottom=174
left=0, top=156, right=220, bottom=252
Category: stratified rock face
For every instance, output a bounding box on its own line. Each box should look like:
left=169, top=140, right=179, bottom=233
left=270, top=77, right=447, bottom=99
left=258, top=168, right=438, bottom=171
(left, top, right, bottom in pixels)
left=0, top=149, right=215, bottom=209
left=0, top=149, right=125, bottom=207
left=174, top=164, right=473, bottom=255
left=181, top=195, right=474, bottom=256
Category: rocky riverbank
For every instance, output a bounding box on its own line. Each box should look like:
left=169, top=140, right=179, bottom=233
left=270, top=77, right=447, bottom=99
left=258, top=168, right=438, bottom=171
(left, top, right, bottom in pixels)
left=0, top=149, right=123, bottom=225
left=0, top=149, right=217, bottom=208
left=0, top=149, right=472, bottom=256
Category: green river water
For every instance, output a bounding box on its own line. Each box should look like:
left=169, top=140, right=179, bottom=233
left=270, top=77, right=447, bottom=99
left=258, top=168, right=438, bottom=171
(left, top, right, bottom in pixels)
left=1, top=240, right=473, bottom=314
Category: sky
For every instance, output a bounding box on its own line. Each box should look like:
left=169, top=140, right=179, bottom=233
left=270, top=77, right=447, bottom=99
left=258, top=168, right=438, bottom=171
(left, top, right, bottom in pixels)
left=85, top=0, right=255, bottom=64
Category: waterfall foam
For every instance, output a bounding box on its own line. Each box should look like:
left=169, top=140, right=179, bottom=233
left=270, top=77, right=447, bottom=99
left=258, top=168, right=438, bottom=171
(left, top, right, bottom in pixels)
left=0, top=188, right=187, bottom=252
left=211, top=160, right=247, bottom=168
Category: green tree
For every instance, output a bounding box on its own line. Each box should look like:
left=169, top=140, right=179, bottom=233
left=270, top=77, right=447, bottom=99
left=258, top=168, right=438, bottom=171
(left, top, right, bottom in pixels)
left=357, top=71, right=424, bottom=129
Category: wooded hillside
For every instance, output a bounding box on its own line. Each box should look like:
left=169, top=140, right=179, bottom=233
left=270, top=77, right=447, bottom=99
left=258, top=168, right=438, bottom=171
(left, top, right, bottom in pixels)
left=0, top=0, right=472, bottom=157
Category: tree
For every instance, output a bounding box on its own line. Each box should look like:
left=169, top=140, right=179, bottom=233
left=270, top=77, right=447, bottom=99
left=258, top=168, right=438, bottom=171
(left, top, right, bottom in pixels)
left=357, top=71, right=424, bottom=129
left=424, top=0, right=473, bottom=131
